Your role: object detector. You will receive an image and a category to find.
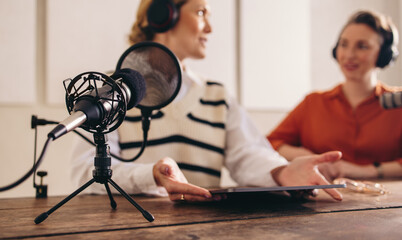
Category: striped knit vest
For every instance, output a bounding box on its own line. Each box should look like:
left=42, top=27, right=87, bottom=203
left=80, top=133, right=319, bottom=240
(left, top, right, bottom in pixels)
left=117, top=81, right=229, bottom=188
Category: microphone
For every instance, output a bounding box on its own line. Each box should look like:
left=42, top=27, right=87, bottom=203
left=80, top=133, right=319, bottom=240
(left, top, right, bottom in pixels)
left=380, top=91, right=402, bottom=109
left=48, top=68, right=146, bottom=140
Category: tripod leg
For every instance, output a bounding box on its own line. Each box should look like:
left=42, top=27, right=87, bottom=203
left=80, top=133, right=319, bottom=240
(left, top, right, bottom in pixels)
left=107, top=178, right=154, bottom=222
left=34, top=178, right=96, bottom=224
left=104, top=182, right=117, bottom=209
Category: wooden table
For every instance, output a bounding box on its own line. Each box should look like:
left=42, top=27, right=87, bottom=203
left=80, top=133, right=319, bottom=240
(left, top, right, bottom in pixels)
left=1, top=181, right=401, bottom=239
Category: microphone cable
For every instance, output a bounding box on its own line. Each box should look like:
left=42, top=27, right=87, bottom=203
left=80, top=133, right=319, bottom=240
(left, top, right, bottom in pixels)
left=0, top=137, right=53, bottom=192
left=0, top=114, right=148, bottom=192
left=35, top=115, right=150, bottom=162
left=72, top=119, right=149, bottom=163
left=31, top=115, right=58, bottom=190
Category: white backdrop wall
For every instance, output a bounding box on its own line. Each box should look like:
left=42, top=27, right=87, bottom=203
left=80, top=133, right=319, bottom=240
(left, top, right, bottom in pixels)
left=46, top=0, right=141, bottom=104
left=0, top=0, right=36, bottom=104
left=240, top=0, right=312, bottom=110
left=1, top=0, right=402, bottom=199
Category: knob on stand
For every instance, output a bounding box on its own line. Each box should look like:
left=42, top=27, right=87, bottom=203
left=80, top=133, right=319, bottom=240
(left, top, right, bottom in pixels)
left=35, top=171, right=48, bottom=198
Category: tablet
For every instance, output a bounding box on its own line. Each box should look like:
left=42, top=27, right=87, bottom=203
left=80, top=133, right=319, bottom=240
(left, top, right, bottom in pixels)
left=210, top=184, right=346, bottom=195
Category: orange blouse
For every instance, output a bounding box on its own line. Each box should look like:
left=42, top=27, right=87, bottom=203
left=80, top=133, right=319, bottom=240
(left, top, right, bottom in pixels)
left=267, top=83, right=402, bottom=165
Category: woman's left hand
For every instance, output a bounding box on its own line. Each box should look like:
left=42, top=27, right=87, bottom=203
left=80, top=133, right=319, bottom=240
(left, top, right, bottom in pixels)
left=318, top=160, right=378, bottom=180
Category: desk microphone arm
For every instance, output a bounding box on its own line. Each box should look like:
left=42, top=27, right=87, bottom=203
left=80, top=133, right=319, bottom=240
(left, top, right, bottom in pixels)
left=34, top=132, right=154, bottom=224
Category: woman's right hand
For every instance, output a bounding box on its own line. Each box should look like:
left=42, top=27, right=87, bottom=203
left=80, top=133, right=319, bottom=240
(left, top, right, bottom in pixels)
left=153, top=157, right=214, bottom=202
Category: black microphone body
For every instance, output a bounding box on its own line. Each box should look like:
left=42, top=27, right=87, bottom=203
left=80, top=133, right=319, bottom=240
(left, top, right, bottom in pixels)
left=380, top=91, right=402, bottom=109
left=48, top=69, right=145, bottom=140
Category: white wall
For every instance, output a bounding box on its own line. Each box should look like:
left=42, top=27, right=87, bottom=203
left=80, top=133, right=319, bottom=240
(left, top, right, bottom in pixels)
left=241, top=0, right=312, bottom=110
left=1, top=0, right=402, bottom=199
left=0, top=0, right=36, bottom=104
left=46, top=0, right=140, bottom=104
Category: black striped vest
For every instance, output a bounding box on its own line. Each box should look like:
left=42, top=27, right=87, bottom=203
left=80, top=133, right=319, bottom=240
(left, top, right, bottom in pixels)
left=118, top=81, right=229, bottom=187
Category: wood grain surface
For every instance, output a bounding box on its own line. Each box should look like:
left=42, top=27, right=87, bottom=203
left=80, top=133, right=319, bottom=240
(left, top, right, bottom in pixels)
left=0, top=180, right=401, bottom=239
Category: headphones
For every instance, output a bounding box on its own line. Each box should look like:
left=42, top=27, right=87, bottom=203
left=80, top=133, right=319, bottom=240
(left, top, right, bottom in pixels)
left=332, top=26, right=399, bottom=68
left=147, top=0, right=180, bottom=33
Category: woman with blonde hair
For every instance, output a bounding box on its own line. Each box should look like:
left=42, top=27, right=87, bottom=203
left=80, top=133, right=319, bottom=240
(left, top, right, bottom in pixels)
left=72, top=0, right=344, bottom=202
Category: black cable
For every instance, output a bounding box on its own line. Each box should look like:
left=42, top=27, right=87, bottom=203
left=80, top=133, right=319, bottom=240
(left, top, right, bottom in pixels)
left=112, top=129, right=148, bottom=162
left=33, top=126, right=38, bottom=188
left=73, top=128, right=148, bottom=162
left=69, top=111, right=151, bottom=162
left=0, top=113, right=147, bottom=192
left=72, top=130, right=95, bottom=146
left=109, top=114, right=150, bottom=162
left=31, top=115, right=56, bottom=189
left=33, top=116, right=149, bottom=162
left=0, top=137, right=53, bottom=192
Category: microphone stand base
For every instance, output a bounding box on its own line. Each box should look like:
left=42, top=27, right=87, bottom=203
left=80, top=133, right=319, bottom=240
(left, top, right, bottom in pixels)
left=33, top=133, right=154, bottom=224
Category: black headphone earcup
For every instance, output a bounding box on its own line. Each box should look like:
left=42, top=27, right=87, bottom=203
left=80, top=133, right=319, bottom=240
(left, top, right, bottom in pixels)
left=147, top=0, right=179, bottom=33
left=332, top=45, right=337, bottom=60
left=376, top=45, right=394, bottom=68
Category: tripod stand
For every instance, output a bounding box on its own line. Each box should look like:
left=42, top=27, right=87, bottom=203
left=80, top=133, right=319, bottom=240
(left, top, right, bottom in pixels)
left=34, top=133, right=154, bottom=224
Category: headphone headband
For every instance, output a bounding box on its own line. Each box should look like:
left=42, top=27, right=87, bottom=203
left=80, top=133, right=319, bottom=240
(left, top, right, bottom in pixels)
left=332, top=22, right=398, bottom=68
left=147, top=0, right=179, bottom=33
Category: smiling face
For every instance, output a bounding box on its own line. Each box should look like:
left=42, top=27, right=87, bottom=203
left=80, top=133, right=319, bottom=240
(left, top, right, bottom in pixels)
left=154, top=0, right=212, bottom=61
left=335, top=23, right=381, bottom=82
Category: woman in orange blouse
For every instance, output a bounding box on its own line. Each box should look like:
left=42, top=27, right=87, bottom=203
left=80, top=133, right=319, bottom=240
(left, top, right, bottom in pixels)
left=268, top=10, right=402, bottom=180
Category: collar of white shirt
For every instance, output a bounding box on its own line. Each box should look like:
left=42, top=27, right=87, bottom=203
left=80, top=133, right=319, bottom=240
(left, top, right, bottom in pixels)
left=175, top=66, right=204, bottom=102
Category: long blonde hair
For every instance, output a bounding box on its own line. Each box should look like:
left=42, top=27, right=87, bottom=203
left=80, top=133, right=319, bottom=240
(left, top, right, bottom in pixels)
left=128, top=0, right=188, bottom=45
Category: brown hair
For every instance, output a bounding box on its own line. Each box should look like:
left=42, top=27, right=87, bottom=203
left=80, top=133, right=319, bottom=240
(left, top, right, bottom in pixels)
left=334, top=10, right=399, bottom=68
left=342, top=10, right=398, bottom=47
left=128, top=0, right=188, bottom=45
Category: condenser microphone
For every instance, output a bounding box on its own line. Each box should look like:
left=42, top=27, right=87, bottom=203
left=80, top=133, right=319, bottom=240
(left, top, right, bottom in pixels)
left=48, top=68, right=146, bottom=140
left=379, top=91, right=402, bottom=109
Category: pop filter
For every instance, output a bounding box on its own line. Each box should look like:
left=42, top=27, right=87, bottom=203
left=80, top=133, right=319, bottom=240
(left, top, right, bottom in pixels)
left=116, top=42, right=182, bottom=111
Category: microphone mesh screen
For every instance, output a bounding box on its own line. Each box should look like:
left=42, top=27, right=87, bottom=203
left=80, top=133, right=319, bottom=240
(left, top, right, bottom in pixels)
left=119, top=44, right=181, bottom=110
